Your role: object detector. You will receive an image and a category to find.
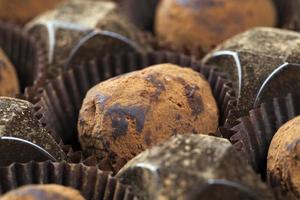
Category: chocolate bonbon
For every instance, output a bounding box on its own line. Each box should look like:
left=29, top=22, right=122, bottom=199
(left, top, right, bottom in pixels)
left=117, top=134, right=274, bottom=200
left=267, top=115, right=300, bottom=199
left=26, top=0, right=147, bottom=77
left=155, top=0, right=276, bottom=53
left=203, top=27, right=300, bottom=122
left=78, top=63, right=219, bottom=171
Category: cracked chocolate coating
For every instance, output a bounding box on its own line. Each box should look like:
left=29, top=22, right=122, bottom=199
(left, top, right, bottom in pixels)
left=267, top=116, right=300, bottom=199
left=0, top=49, right=19, bottom=97
left=78, top=64, right=218, bottom=171
left=0, top=184, right=85, bottom=200
left=117, top=134, right=274, bottom=200
left=0, top=97, right=66, bottom=162
left=203, top=27, right=300, bottom=115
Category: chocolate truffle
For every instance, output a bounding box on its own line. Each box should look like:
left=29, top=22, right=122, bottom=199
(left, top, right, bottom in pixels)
left=267, top=115, right=300, bottom=199
left=78, top=64, right=218, bottom=170
left=0, top=49, right=20, bottom=97
left=202, top=27, right=300, bottom=116
left=0, top=184, right=85, bottom=200
left=0, top=97, right=66, bottom=162
left=0, top=0, right=64, bottom=25
left=117, top=134, right=274, bottom=200
left=155, top=0, right=277, bottom=53
left=26, top=0, right=146, bottom=77
left=273, top=0, right=300, bottom=31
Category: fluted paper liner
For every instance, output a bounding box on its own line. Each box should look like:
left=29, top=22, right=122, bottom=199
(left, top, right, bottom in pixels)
left=0, top=21, right=47, bottom=92
left=219, top=93, right=300, bottom=177
left=26, top=51, right=236, bottom=171
left=0, top=161, right=136, bottom=200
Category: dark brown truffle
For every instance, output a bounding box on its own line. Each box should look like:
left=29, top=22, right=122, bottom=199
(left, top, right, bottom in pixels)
left=202, top=27, right=300, bottom=116
left=0, top=97, right=66, bottom=162
left=267, top=116, right=300, bottom=199
left=0, top=0, right=65, bottom=25
left=0, top=49, right=20, bottom=97
left=155, top=0, right=277, bottom=52
left=78, top=64, right=218, bottom=171
left=0, top=184, right=85, bottom=200
left=26, top=0, right=147, bottom=77
left=117, top=134, right=274, bottom=200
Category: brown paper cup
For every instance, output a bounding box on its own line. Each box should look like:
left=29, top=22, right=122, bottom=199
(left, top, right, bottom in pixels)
left=0, top=161, right=136, bottom=200
left=25, top=51, right=236, bottom=172
left=0, top=21, right=47, bottom=92
left=219, top=93, right=300, bottom=178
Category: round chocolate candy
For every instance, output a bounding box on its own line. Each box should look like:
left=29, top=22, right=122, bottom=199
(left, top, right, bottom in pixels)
left=78, top=64, right=219, bottom=171
left=267, top=115, right=300, bottom=199
left=155, top=0, right=277, bottom=53
left=0, top=184, right=85, bottom=200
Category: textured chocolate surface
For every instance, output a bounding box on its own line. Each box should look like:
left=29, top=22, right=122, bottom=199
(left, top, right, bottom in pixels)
left=155, top=0, right=276, bottom=53
left=78, top=64, right=218, bottom=171
left=0, top=97, right=66, bottom=162
left=117, top=134, right=274, bottom=200
left=203, top=27, right=300, bottom=117
left=0, top=184, right=85, bottom=200
left=26, top=51, right=234, bottom=172
left=267, top=115, right=300, bottom=199
left=26, top=0, right=145, bottom=77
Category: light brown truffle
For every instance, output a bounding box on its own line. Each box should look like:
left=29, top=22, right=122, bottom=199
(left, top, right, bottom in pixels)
left=267, top=116, right=300, bottom=199
left=155, top=0, right=277, bottom=52
left=0, top=184, right=85, bottom=200
left=78, top=64, right=218, bottom=170
left=0, top=0, right=65, bottom=25
left=0, top=49, right=20, bottom=97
